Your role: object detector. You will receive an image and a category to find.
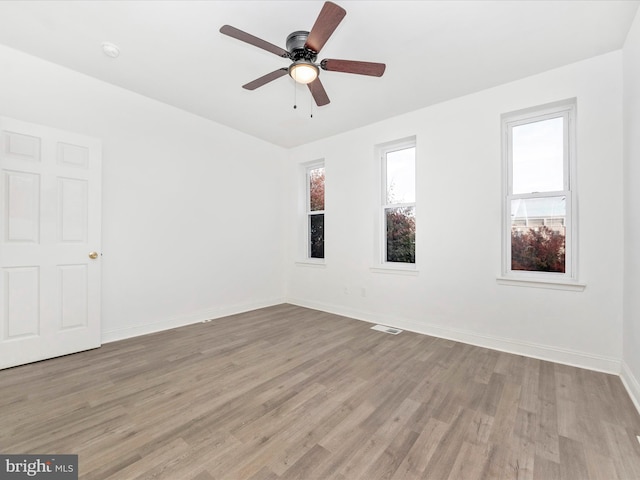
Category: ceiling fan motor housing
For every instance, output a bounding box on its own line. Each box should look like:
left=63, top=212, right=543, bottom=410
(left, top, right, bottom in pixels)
left=286, top=31, right=317, bottom=61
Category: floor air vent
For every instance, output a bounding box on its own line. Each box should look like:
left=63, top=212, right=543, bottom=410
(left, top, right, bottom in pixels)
left=371, top=325, right=403, bottom=335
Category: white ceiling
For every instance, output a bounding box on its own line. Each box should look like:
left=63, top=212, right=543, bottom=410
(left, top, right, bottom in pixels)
left=0, top=1, right=637, bottom=148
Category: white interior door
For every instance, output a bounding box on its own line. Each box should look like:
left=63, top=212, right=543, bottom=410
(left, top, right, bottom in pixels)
left=0, top=117, right=101, bottom=369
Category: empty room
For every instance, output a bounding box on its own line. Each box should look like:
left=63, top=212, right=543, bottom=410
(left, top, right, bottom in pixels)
left=1, top=1, right=640, bottom=479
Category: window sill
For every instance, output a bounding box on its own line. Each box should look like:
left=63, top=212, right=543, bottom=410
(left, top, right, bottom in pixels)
left=295, top=260, right=326, bottom=269
left=496, top=276, right=586, bottom=291
left=370, top=265, right=419, bottom=276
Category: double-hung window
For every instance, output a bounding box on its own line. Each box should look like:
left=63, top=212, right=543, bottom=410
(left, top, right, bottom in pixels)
left=306, top=163, right=325, bottom=259
left=379, top=139, right=416, bottom=265
left=502, top=99, right=577, bottom=284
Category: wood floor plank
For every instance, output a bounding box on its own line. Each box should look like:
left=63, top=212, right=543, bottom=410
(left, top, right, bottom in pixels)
left=278, top=444, right=330, bottom=480
left=1, top=304, right=640, bottom=479
left=360, top=427, right=419, bottom=480
left=421, top=407, right=477, bottom=479
left=501, top=410, right=537, bottom=480
left=246, top=466, right=279, bottom=480
left=601, top=421, right=640, bottom=479
left=465, top=410, right=494, bottom=445
left=335, top=398, right=422, bottom=479
left=518, top=357, right=540, bottom=413
left=559, top=435, right=590, bottom=480
left=318, top=401, right=377, bottom=453
left=313, top=426, right=375, bottom=479
left=104, top=437, right=190, bottom=480
left=266, top=399, right=355, bottom=476
left=488, top=381, right=522, bottom=446
left=532, top=454, right=561, bottom=480
left=390, top=417, right=449, bottom=480
left=478, top=372, right=506, bottom=417
left=584, top=447, right=621, bottom=480
left=192, top=471, right=218, bottom=480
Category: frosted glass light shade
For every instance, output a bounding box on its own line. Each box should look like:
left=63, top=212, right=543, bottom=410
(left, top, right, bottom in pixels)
left=289, top=62, right=319, bottom=84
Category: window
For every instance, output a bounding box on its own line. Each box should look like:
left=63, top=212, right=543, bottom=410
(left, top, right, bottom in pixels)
left=306, top=163, right=325, bottom=259
left=379, top=139, right=416, bottom=265
left=502, top=99, right=577, bottom=284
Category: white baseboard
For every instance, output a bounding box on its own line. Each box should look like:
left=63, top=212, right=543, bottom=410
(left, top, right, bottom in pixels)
left=286, top=297, right=621, bottom=375
left=621, top=361, right=640, bottom=416
left=101, top=297, right=286, bottom=344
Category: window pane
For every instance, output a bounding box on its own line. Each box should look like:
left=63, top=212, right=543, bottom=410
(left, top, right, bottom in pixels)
left=512, top=117, right=563, bottom=194
left=309, top=213, right=324, bottom=259
left=511, top=197, right=565, bottom=273
left=386, top=147, right=415, bottom=204
left=309, top=167, right=325, bottom=211
left=386, top=206, right=415, bottom=263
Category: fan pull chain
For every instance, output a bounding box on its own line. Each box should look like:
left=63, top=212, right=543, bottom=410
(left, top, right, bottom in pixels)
left=310, top=91, right=313, bottom=118
left=293, top=80, right=297, bottom=109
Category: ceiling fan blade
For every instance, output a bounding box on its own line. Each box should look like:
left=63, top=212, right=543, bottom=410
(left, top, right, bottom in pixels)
left=307, top=78, right=330, bottom=106
left=321, top=59, right=386, bottom=77
left=220, top=25, right=289, bottom=58
left=242, top=68, right=288, bottom=90
left=304, top=2, right=346, bottom=54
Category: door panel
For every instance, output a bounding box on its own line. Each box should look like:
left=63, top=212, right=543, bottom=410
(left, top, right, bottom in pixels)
left=2, top=130, right=41, bottom=162
left=58, top=177, right=88, bottom=242
left=57, top=142, right=89, bottom=168
left=59, top=264, right=88, bottom=329
left=0, top=117, right=101, bottom=369
left=4, top=266, right=40, bottom=338
left=5, top=170, right=40, bottom=243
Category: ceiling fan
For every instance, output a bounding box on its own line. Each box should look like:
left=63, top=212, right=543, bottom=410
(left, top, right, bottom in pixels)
left=220, top=1, right=386, bottom=107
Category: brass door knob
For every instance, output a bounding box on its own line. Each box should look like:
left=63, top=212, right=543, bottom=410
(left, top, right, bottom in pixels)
left=88, top=251, right=99, bottom=260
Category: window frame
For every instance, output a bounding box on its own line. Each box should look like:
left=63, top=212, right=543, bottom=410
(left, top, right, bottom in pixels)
left=500, top=99, right=582, bottom=288
left=298, top=160, right=325, bottom=265
left=373, top=137, right=417, bottom=273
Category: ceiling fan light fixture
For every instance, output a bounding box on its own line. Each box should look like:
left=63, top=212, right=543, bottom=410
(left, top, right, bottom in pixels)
left=289, top=61, right=319, bottom=84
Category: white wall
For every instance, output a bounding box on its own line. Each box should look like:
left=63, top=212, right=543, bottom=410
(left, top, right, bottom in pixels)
left=623, top=10, right=640, bottom=410
left=286, top=52, right=624, bottom=373
left=0, top=44, right=287, bottom=341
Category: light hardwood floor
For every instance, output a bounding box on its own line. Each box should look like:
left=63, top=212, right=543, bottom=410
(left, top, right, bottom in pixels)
left=1, top=304, right=640, bottom=479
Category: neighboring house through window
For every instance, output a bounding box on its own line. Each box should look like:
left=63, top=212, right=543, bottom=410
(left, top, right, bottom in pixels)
left=501, top=98, right=577, bottom=284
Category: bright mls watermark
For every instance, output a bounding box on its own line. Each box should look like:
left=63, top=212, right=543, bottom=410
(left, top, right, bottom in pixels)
left=0, top=455, right=77, bottom=479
